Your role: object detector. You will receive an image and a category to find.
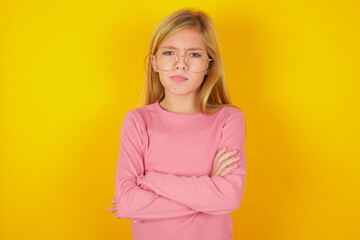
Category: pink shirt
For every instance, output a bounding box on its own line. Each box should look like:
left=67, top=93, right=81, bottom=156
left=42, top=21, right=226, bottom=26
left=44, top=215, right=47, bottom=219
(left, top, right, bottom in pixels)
left=115, top=100, right=247, bottom=240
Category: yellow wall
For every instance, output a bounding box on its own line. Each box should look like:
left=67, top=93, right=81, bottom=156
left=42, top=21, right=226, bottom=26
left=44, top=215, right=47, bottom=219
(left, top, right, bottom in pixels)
left=1, top=1, right=359, bottom=239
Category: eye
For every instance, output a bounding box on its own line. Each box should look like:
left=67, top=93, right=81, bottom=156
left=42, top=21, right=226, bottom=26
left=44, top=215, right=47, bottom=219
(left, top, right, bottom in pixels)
left=162, top=51, right=174, bottom=55
left=189, top=52, right=201, bottom=57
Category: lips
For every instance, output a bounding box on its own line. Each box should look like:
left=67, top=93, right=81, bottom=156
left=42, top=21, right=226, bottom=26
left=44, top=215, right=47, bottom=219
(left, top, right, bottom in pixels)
left=170, top=75, right=188, bottom=82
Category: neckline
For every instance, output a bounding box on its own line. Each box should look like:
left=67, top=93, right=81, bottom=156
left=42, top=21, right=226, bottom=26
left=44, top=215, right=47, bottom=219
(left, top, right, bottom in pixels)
left=154, top=100, right=206, bottom=119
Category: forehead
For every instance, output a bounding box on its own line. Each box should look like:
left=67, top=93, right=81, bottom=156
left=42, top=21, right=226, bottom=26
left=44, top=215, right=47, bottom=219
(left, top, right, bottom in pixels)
left=159, top=28, right=206, bottom=51
left=159, top=45, right=205, bottom=51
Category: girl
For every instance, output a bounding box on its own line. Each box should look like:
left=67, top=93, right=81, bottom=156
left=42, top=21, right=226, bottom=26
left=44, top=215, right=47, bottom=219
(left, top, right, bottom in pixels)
left=109, top=7, right=247, bottom=240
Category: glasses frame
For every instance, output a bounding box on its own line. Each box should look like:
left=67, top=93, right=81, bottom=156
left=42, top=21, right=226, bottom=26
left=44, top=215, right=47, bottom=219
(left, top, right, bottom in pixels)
left=152, top=51, right=213, bottom=73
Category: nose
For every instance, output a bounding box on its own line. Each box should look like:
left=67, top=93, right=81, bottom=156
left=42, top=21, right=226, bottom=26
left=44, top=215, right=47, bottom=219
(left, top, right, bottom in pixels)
left=174, top=54, right=187, bottom=70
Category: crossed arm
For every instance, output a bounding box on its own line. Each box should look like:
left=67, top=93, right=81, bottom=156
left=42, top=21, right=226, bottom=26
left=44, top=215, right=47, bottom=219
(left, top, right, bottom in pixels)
left=115, top=109, right=246, bottom=220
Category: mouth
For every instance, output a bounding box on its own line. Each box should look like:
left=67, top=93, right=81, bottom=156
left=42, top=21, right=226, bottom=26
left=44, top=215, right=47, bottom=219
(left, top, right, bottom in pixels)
left=170, top=75, right=188, bottom=82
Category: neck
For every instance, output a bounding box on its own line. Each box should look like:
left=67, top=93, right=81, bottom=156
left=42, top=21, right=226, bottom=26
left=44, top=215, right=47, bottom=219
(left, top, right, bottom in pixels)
left=160, top=96, right=201, bottom=114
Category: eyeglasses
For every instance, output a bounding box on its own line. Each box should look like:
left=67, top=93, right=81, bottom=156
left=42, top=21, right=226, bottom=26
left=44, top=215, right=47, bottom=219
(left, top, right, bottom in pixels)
left=153, top=50, right=213, bottom=73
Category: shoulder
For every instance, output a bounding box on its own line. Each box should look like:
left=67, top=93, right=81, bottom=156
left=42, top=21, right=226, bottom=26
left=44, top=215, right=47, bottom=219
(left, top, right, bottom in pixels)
left=219, top=105, right=245, bottom=122
left=122, top=103, right=155, bottom=128
left=121, top=109, right=143, bottom=131
left=123, top=109, right=144, bottom=127
left=126, top=103, right=155, bottom=119
left=217, top=106, right=246, bottom=135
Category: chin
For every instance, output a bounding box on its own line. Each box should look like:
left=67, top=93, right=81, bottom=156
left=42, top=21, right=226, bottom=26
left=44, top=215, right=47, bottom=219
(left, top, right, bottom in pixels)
left=169, top=87, right=199, bottom=95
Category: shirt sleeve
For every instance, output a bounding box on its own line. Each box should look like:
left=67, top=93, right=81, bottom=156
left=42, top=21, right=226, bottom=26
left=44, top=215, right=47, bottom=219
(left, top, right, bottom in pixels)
left=115, top=109, right=199, bottom=221
left=136, top=109, right=247, bottom=215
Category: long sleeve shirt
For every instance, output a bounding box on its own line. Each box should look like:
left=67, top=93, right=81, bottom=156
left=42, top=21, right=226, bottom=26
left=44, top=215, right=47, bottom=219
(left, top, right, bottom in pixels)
left=115, top=100, right=247, bottom=240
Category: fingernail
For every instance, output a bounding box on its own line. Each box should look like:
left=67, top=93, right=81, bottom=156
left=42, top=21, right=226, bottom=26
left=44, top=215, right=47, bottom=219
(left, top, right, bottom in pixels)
left=222, top=146, right=226, bottom=150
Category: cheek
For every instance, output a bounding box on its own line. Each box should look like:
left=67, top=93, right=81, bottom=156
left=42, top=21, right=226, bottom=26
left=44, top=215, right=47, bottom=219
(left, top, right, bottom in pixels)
left=190, top=75, right=206, bottom=87
left=158, top=72, right=169, bottom=86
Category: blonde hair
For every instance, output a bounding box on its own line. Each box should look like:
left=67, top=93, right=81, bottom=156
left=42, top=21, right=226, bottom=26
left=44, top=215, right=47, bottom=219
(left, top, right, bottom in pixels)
left=138, top=7, right=239, bottom=114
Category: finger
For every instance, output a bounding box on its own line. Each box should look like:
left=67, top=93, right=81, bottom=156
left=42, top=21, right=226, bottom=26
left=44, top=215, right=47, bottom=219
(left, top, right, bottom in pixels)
left=213, top=147, right=242, bottom=176
left=115, top=214, right=121, bottom=219
left=111, top=198, right=116, bottom=204
left=220, top=164, right=238, bottom=177
left=221, top=149, right=239, bottom=160
left=214, top=151, right=236, bottom=170
left=221, top=164, right=237, bottom=177
left=213, top=147, right=228, bottom=167
left=216, top=146, right=228, bottom=157
left=221, top=155, right=240, bottom=167
left=219, top=147, right=243, bottom=163
left=109, top=206, right=117, bottom=213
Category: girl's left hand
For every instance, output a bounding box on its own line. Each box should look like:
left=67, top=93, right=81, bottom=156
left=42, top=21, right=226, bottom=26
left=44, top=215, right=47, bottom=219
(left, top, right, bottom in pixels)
left=109, top=197, right=121, bottom=219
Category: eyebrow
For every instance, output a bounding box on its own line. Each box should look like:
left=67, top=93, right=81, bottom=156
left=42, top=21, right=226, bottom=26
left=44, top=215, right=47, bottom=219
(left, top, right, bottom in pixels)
left=160, top=45, right=205, bottom=51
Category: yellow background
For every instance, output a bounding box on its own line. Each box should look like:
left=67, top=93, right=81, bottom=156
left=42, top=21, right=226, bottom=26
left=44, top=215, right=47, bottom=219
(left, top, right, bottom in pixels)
left=1, top=0, right=359, bottom=239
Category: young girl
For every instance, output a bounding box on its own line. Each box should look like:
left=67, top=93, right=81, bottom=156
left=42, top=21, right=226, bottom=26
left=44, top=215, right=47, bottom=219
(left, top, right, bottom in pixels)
left=109, top=7, right=247, bottom=240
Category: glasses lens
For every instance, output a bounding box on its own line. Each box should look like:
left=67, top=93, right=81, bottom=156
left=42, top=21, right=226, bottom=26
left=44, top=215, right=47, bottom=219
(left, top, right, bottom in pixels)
left=155, top=52, right=209, bottom=73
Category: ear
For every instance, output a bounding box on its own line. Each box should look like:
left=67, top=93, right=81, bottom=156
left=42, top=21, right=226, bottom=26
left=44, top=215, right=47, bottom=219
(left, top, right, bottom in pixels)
left=205, top=59, right=212, bottom=75
left=152, top=55, right=159, bottom=72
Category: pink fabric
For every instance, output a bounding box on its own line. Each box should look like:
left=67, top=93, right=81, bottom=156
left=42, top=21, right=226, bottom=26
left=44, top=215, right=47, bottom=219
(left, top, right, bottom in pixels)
left=115, top=100, right=247, bottom=240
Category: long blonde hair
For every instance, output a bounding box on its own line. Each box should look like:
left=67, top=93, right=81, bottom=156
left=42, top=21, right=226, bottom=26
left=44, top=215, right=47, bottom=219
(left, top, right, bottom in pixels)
left=138, top=7, right=239, bottom=114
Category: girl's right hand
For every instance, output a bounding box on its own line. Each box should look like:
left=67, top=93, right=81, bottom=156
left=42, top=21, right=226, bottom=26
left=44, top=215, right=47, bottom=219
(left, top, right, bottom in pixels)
left=211, top=146, right=240, bottom=177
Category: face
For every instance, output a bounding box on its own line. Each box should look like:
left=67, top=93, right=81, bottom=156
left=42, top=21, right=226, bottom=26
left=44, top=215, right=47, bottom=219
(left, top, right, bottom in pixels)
left=152, top=27, right=211, bottom=96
